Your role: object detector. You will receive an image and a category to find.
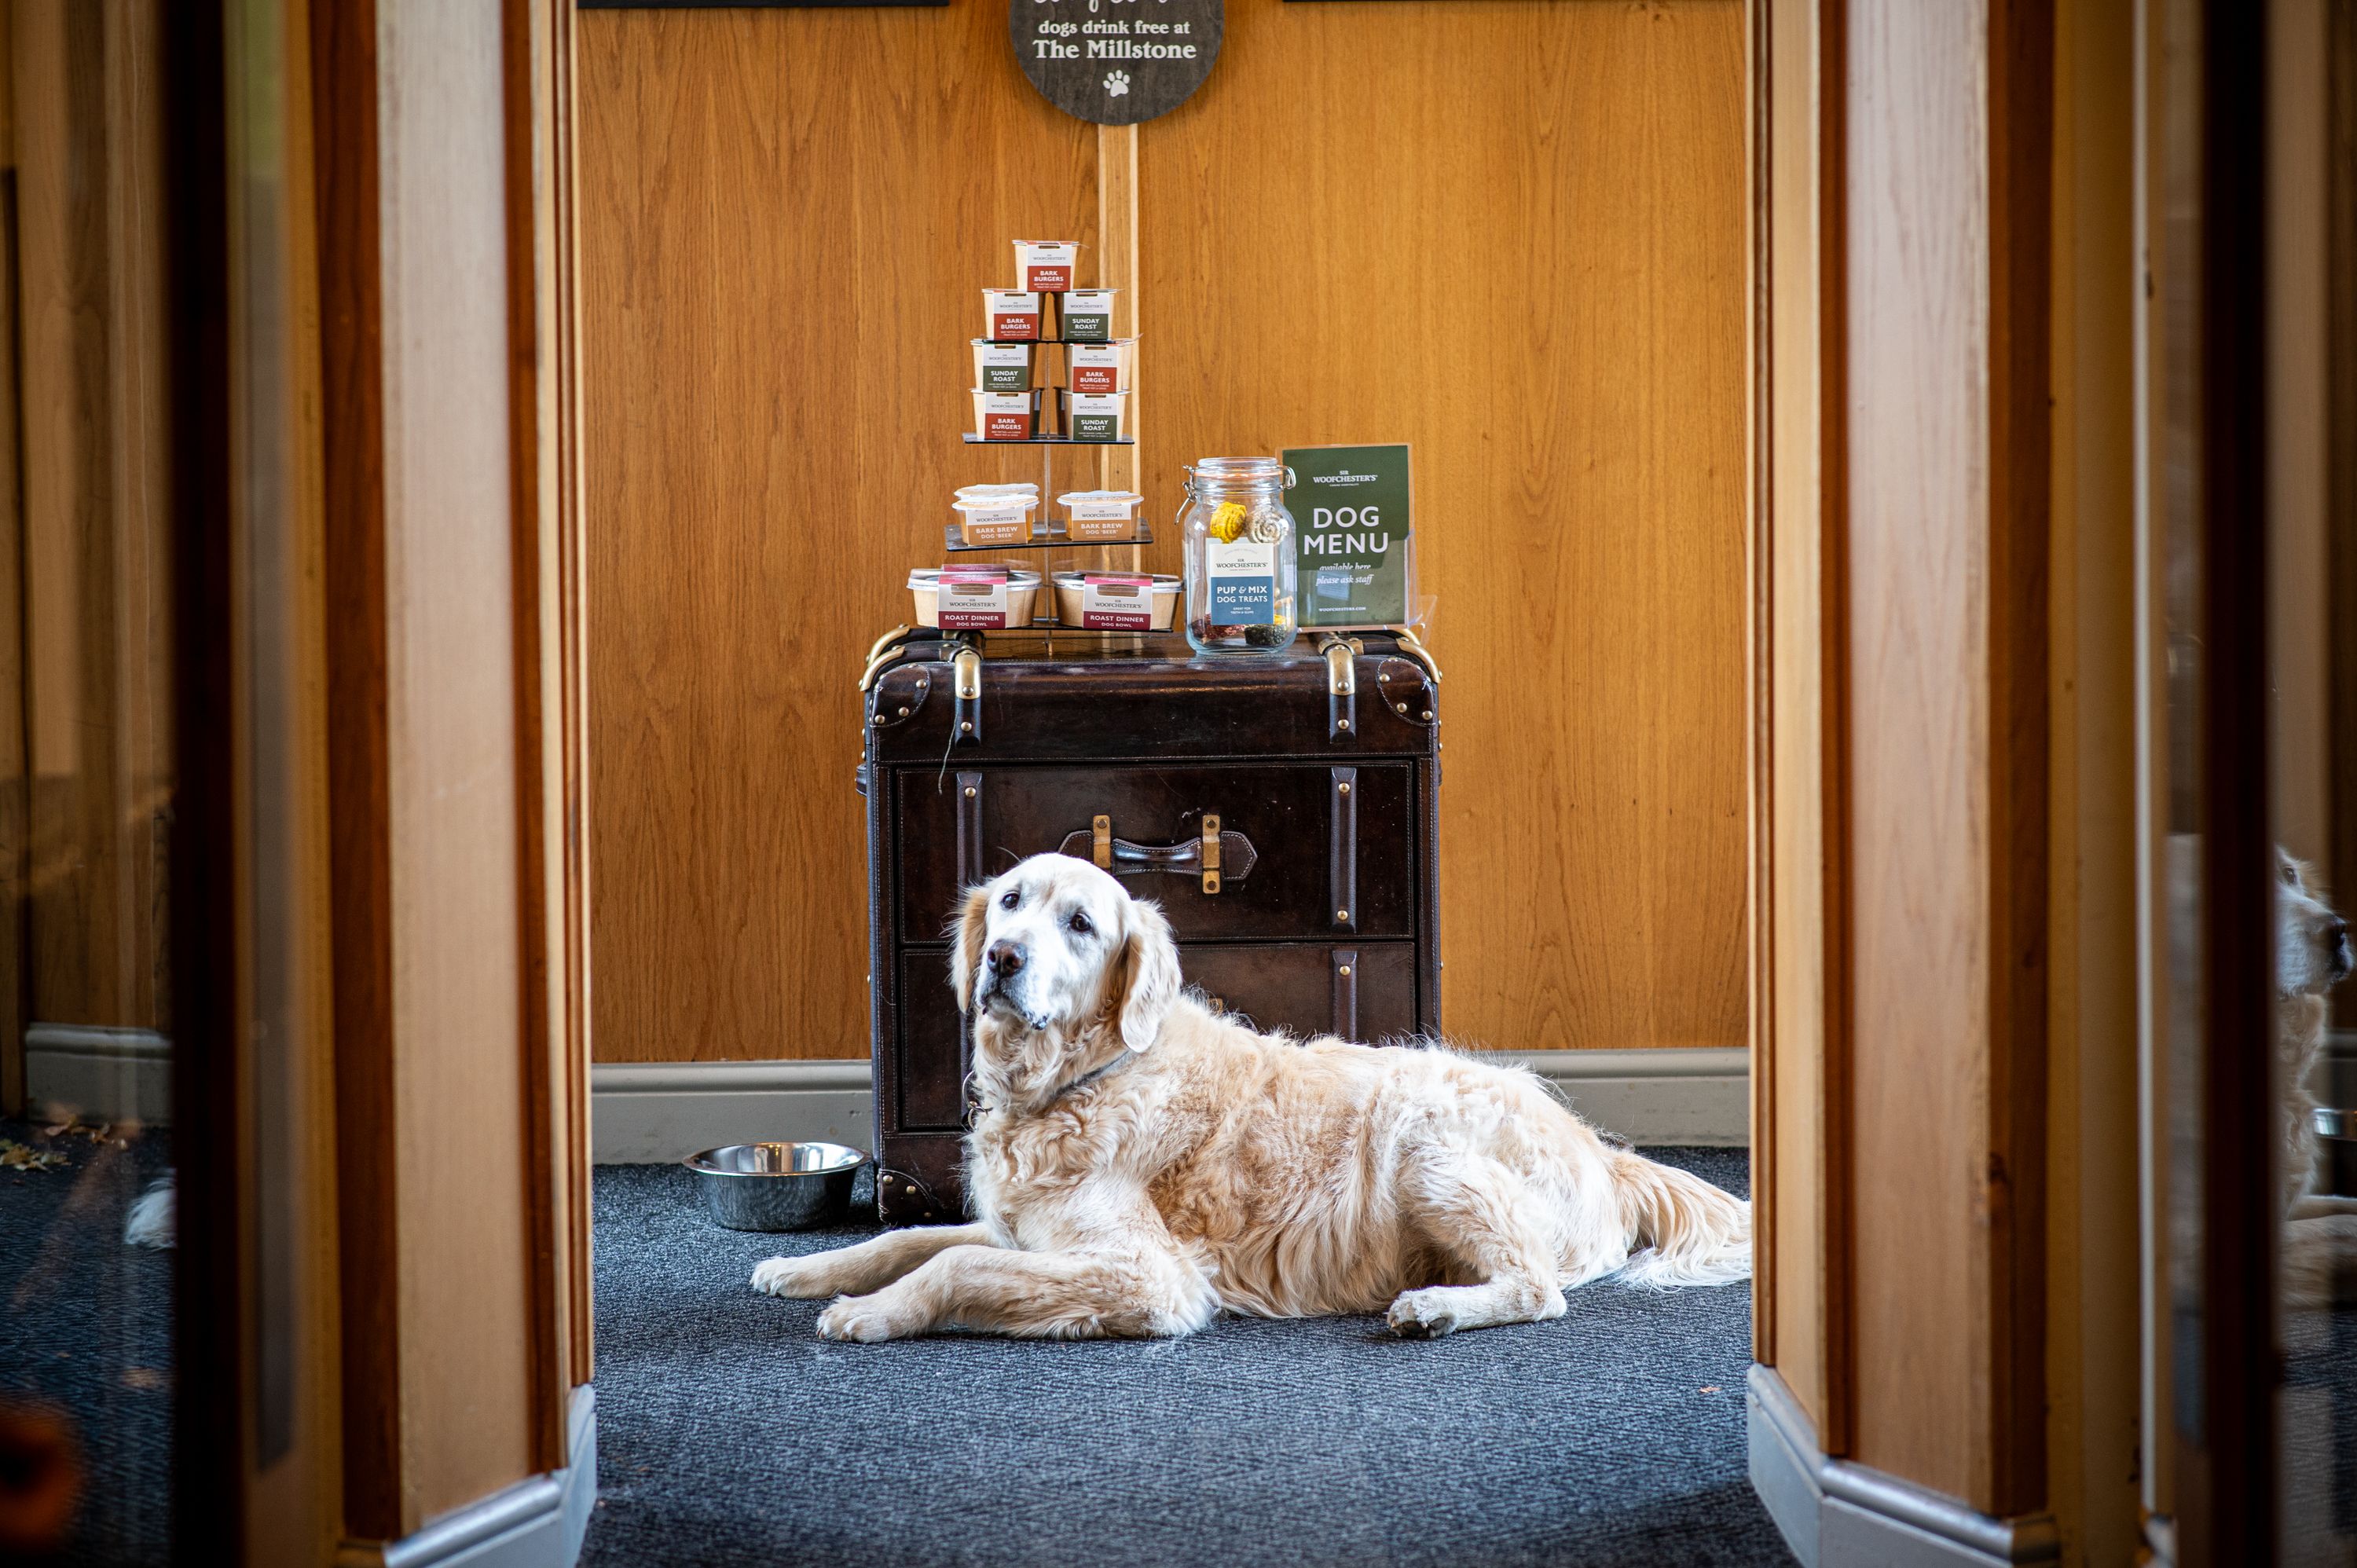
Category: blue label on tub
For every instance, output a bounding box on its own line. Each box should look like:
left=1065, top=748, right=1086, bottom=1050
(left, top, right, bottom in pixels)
left=1207, top=540, right=1275, bottom=625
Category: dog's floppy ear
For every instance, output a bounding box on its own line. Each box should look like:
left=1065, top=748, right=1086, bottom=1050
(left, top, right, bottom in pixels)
left=948, top=885, right=992, bottom=1013
left=1114, top=896, right=1181, bottom=1052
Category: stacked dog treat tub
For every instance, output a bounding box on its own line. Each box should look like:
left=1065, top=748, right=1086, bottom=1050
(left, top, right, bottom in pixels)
left=919, top=240, right=1178, bottom=641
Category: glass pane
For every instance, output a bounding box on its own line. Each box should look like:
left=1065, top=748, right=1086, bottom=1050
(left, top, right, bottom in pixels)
left=2277, top=0, right=2357, bottom=1555
left=0, top=9, right=178, bottom=1561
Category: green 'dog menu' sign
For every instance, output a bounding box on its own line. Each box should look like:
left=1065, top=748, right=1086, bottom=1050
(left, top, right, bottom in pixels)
left=1285, top=444, right=1413, bottom=629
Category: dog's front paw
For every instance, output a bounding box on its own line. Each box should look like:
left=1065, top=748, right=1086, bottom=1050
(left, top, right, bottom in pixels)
left=1387, top=1288, right=1461, bottom=1339
left=752, top=1255, right=826, bottom=1299
left=816, top=1295, right=904, bottom=1343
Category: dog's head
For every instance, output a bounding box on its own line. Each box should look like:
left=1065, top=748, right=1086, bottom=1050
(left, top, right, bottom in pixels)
left=949, top=852, right=1181, bottom=1112
left=2278, top=847, right=2353, bottom=998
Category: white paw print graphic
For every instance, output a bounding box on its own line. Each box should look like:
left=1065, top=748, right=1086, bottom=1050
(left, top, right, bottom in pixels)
left=1104, top=69, right=1131, bottom=97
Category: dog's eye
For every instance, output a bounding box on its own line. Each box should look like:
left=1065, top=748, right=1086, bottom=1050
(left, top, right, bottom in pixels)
left=1069, top=911, right=1093, bottom=936
left=1000, top=890, right=1020, bottom=910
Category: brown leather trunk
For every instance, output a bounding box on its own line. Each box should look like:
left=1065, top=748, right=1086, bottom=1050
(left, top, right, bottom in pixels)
left=858, top=629, right=1443, bottom=1222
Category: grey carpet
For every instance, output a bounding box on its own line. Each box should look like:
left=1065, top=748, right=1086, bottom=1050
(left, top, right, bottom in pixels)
left=0, top=1116, right=173, bottom=1566
left=586, top=1148, right=1790, bottom=1568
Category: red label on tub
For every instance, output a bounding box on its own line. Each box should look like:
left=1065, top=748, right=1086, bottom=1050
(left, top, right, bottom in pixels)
left=982, top=409, right=1032, bottom=440
left=1080, top=573, right=1154, bottom=631
left=990, top=310, right=1039, bottom=341
left=938, top=570, right=1012, bottom=630
left=1024, top=262, right=1072, bottom=291
left=1070, top=363, right=1119, bottom=394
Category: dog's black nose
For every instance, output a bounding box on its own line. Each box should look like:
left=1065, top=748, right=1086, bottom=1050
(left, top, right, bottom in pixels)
left=987, top=940, right=1026, bottom=977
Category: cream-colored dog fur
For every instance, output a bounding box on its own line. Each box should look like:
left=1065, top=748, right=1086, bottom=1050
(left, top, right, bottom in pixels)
left=753, top=853, right=1750, bottom=1342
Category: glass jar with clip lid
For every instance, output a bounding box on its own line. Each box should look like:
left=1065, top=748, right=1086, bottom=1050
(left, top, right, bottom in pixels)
left=1178, top=456, right=1299, bottom=657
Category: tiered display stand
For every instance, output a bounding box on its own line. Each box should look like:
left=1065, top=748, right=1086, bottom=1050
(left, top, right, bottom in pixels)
left=950, top=282, right=1154, bottom=647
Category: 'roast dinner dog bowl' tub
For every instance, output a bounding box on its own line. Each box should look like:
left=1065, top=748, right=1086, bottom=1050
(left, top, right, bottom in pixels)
left=686, top=1141, right=867, bottom=1232
left=1052, top=570, right=1181, bottom=631
left=909, top=566, right=1043, bottom=629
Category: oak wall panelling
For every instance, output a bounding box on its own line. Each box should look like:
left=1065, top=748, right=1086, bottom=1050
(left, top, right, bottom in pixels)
left=1142, top=0, right=1749, bottom=1057
left=581, top=0, right=1750, bottom=1065
left=580, top=5, right=1101, bottom=1064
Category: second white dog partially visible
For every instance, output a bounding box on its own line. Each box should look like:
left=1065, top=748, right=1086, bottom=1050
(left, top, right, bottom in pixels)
left=753, top=852, right=1749, bottom=1343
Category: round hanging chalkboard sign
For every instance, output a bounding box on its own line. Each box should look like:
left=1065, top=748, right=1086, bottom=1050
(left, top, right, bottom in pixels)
left=1010, top=0, right=1222, bottom=127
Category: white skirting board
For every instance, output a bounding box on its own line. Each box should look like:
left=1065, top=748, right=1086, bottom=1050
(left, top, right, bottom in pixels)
left=1747, top=1364, right=2058, bottom=1566
left=337, top=1384, right=596, bottom=1568
left=24, top=1024, right=173, bottom=1126
left=591, top=1047, right=1748, bottom=1164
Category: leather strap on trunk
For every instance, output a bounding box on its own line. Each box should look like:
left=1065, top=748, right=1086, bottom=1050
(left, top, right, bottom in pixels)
left=1330, top=766, right=1358, bottom=932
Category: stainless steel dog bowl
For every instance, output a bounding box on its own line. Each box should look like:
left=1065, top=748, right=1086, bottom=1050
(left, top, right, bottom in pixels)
left=686, top=1141, right=867, bottom=1232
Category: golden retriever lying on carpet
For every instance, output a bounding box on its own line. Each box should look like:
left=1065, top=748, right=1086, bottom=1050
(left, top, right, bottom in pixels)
left=752, top=853, right=1750, bottom=1341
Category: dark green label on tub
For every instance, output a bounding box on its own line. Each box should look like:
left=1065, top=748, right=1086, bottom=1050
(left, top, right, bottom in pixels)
left=981, top=363, right=1030, bottom=391
left=1061, top=313, right=1110, bottom=343
left=1285, top=443, right=1412, bottom=628
left=1070, top=412, right=1119, bottom=441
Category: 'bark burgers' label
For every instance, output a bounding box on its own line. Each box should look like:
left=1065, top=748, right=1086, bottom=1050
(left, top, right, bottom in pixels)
left=984, top=291, right=1043, bottom=341
left=973, top=390, right=1037, bottom=441
left=1067, top=341, right=1131, bottom=393
left=1206, top=539, right=1275, bottom=624
left=1014, top=241, right=1078, bottom=291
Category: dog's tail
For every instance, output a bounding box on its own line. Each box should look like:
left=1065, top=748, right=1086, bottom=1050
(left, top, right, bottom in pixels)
left=1610, top=1151, right=1750, bottom=1288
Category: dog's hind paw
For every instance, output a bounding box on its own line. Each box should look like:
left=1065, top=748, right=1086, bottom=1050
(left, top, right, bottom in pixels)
left=1386, top=1289, right=1461, bottom=1339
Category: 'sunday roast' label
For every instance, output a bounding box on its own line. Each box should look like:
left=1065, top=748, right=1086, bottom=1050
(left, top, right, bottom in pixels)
left=1206, top=538, right=1276, bottom=625
left=1080, top=574, right=1154, bottom=631
left=937, top=571, right=1012, bottom=630
left=1059, top=290, right=1115, bottom=343
left=1065, top=390, right=1125, bottom=441
left=973, top=342, right=1034, bottom=391
left=1284, top=442, right=1413, bottom=628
